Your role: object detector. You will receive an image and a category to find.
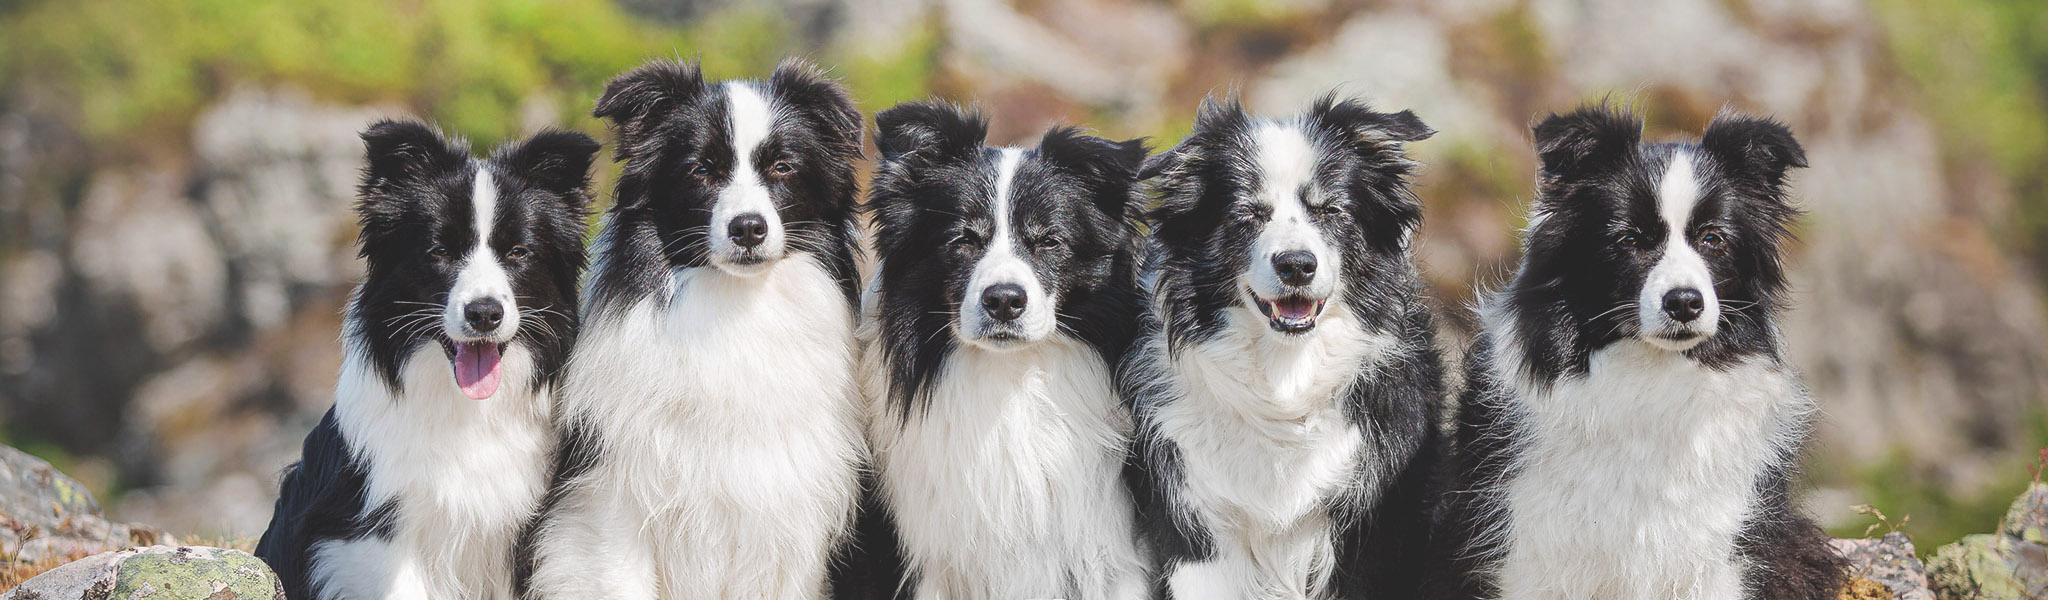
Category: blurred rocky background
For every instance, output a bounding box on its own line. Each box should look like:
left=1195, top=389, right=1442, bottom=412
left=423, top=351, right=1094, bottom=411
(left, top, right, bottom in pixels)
left=0, top=0, right=2043, bottom=556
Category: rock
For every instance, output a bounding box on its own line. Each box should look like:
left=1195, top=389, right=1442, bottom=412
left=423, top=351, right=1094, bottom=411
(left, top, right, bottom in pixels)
left=1, top=546, right=282, bottom=600
left=1926, top=484, right=2048, bottom=599
left=0, top=445, right=172, bottom=566
left=1830, top=532, right=1934, bottom=600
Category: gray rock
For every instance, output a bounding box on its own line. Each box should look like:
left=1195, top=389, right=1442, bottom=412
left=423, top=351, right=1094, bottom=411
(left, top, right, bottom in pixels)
left=0, top=445, right=172, bottom=566
left=1, top=546, right=282, bottom=600
left=1830, top=532, right=1934, bottom=600
left=1926, top=484, right=2048, bottom=599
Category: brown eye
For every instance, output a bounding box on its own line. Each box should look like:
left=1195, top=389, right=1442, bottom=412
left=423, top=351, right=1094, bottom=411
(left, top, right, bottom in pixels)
left=429, top=245, right=451, bottom=259
left=950, top=231, right=984, bottom=253
left=506, top=246, right=530, bottom=260
left=1698, top=228, right=1728, bottom=255
left=771, top=160, right=795, bottom=176
left=1031, top=235, right=1062, bottom=252
left=1617, top=232, right=1645, bottom=250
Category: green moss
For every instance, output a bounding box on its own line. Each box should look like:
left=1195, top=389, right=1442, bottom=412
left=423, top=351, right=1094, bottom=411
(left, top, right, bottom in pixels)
left=110, top=548, right=283, bottom=599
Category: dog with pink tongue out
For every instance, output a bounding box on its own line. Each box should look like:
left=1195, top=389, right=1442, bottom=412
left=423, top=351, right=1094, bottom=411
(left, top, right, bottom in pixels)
left=257, top=119, right=600, bottom=600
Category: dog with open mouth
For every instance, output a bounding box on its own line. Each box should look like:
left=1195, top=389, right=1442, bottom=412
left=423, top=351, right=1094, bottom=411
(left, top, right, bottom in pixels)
left=519, top=59, right=886, bottom=599
left=1122, top=95, right=1447, bottom=599
left=860, top=102, right=1151, bottom=599
left=1427, top=106, right=1845, bottom=600
left=255, top=120, right=598, bottom=600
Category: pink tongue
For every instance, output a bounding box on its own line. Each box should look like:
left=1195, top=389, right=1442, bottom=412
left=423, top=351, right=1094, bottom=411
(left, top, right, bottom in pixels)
left=454, top=343, right=502, bottom=399
left=1275, top=298, right=1317, bottom=319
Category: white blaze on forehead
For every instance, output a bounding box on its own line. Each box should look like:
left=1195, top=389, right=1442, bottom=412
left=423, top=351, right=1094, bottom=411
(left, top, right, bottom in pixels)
left=1638, top=150, right=1720, bottom=348
left=707, top=81, right=786, bottom=270
left=959, top=148, right=1055, bottom=347
left=445, top=165, right=519, bottom=340
left=1244, top=122, right=1340, bottom=304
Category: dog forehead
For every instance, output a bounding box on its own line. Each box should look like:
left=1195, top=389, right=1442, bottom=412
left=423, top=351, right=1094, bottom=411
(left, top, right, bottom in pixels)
left=1247, top=121, right=1322, bottom=207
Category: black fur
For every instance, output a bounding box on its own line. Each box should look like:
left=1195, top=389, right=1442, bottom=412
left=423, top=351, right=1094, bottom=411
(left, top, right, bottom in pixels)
left=258, top=120, right=596, bottom=599
left=1427, top=105, right=1843, bottom=599
left=1124, top=94, right=1445, bottom=598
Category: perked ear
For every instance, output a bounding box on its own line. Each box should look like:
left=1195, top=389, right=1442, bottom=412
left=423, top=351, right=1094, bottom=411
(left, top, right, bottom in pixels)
left=1142, top=95, right=1246, bottom=180
left=1307, top=94, right=1435, bottom=147
left=592, top=59, right=706, bottom=161
left=1037, top=127, right=1148, bottom=219
left=1532, top=105, right=1641, bottom=178
left=495, top=129, right=602, bottom=203
left=1701, top=112, right=1807, bottom=189
left=874, top=101, right=987, bottom=164
left=358, top=119, right=468, bottom=199
left=769, top=58, right=863, bottom=152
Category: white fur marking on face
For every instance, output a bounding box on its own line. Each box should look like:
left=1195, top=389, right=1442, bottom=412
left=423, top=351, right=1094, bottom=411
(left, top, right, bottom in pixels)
left=707, top=82, right=786, bottom=274
left=1245, top=123, right=1339, bottom=306
left=1638, top=151, right=1720, bottom=349
left=959, top=148, right=1056, bottom=349
left=444, top=166, right=519, bottom=342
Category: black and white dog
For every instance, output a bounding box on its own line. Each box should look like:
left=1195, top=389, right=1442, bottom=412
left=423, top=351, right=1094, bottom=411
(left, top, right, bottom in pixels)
left=1125, top=96, right=1446, bottom=599
left=521, top=59, right=874, bottom=599
left=256, top=120, right=598, bottom=599
left=861, top=102, right=1149, bottom=598
left=1430, top=106, right=1844, bottom=599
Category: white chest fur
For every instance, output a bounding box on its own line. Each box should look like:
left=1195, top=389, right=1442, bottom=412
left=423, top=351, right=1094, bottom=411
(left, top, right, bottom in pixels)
left=871, top=334, right=1146, bottom=600
left=546, top=254, right=863, bottom=599
left=1145, top=306, right=1393, bottom=598
left=1493, top=340, right=1809, bottom=600
left=312, top=346, right=554, bottom=600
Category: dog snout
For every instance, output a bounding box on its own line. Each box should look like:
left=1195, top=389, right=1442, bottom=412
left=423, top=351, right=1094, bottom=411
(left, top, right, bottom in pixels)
left=464, top=299, right=506, bottom=333
left=727, top=213, right=769, bottom=249
left=1273, top=251, right=1317, bottom=287
left=979, top=284, right=1028, bottom=323
left=1661, top=288, right=1705, bottom=323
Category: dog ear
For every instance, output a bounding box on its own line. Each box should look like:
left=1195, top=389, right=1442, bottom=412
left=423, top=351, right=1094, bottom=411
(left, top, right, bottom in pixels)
left=1038, top=127, right=1147, bottom=220
left=1532, top=105, right=1641, bottom=179
left=1307, top=95, right=1435, bottom=148
left=355, top=119, right=467, bottom=244
left=1144, top=96, right=1247, bottom=226
left=496, top=129, right=602, bottom=204
left=592, top=59, right=706, bottom=162
left=874, top=101, right=987, bottom=165
left=769, top=58, right=864, bottom=156
left=1701, top=112, right=1807, bottom=191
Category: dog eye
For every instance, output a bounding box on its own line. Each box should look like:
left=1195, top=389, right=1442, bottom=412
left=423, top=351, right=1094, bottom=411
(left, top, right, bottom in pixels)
left=506, top=246, right=530, bottom=260
left=689, top=163, right=712, bottom=178
left=429, top=245, right=450, bottom=259
left=1030, top=235, right=1063, bottom=251
left=770, top=161, right=795, bottom=175
left=1697, top=228, right=1729, bottom=255
left=1616, top=232, right=1645, bottom=250
left=949, top=231, right=984, bottom=250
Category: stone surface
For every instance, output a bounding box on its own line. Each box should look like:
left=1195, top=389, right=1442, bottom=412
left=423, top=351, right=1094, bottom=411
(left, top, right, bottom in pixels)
left=1, top=546, right=282, bottom=600
left=0, top=446, right=172, bottom=566
left=1926, top=484, right=2048, bottom=599
left=1830, top=532, right=1933, bottom=600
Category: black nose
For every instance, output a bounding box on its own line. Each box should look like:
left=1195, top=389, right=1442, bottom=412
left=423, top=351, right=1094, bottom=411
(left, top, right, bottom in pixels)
left=1662, top=288, right=1705, bottom=323
left=1273, top=251, right=1318, bottom=287
left=464, top=299, right=505, bottom=332
left=727, top=213, right=769, bottom=248
left=980, top=284, right=1028, bottom=323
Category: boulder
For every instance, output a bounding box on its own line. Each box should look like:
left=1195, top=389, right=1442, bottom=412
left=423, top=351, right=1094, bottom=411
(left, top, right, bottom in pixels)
left=1, top=546, right=282, bottom=600
left=1926, top=484, right=2048, bottom=599
left=0, top=446, right=172, bottom=566
left=1830, top=532, right=1933, bottom=600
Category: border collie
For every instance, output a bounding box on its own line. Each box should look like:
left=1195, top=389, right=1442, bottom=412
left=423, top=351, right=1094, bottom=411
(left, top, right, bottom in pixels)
left=1124, top=95, right=1446, bottom=599
left=860, top=102, right=1150, bottom=598
left=521, top=58, right=876, bottom=599
left=1430, top=106, right=1845, bottom=599
left=256, top=120, right=598, bottom=599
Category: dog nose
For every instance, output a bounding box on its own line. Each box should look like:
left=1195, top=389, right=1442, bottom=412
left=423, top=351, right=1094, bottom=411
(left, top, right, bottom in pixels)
left=1273, top=251, right=1317, bottom=287
left=980, top=284, right=1028, bottom=323
left=1662, top=288, right=1705, bottom=323
left=464, top=299, right=506, bottom=332
left=727, top=213, right=769, bottom=248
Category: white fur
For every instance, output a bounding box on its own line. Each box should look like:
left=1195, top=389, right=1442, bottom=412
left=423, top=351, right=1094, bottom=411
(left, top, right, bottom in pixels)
left=310, top=337, right=553, bottom=600
left=527, top=253, right=862, bottom=600
left=1140, top=295, right=1396, bottom=599
left=707, top=82, right=788, bottom=276
left=1639, top=152, right=1720, bottom=349
left=443, top=167, right=519, bottom=342
left=1479, top=305, right=1811, bottom=600
left=867, top=329, right=1147, bottom=600
left=1245, top=124, right=1340, bottom=303
left=957, top=148, right=1058, bottom=348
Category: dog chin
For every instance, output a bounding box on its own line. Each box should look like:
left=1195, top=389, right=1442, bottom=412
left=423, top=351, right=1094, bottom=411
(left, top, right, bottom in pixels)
left=711, top=252, right=781, bottom=277
left=959, top=328, right=1038, bottom=352
left=1642, top=328, right=1711, bottom=352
